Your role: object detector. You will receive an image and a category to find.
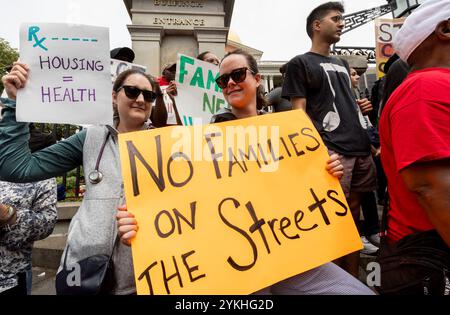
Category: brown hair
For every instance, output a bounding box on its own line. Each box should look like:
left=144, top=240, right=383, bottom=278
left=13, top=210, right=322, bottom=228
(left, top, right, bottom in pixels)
left=197, top=51, right=212, bottom=61
left=306, top=1, right=344, bottom=39
left=112, top=69, right=164, bottom=126
left=220, top=49, right=269, bottom=110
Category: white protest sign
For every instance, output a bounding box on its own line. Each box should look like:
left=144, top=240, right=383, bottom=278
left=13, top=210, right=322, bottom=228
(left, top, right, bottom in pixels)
left=175, top=54, right=228, bottom=126
left=110, top=59, right=147, bottom=83
left=17, top=23, right=113, bottom=125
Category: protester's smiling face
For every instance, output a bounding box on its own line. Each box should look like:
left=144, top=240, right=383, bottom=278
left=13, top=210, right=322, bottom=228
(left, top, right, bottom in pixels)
left=219, top=54, right=261, bottom=110
left=318, top=10, right=344, bottom=43
left=203, top=53, right=220, bottom=66
left=113, top=73, right=152, bottom=125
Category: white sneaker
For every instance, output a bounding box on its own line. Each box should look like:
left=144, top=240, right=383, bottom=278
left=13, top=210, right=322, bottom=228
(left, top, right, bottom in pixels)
left=368, top=233, right=381, bottom=247
left=361, top=236, right=379, bottom=255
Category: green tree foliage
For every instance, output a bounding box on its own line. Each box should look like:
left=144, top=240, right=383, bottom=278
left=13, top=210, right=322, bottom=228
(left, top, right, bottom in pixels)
left=0, top=38, right=19, bottom=94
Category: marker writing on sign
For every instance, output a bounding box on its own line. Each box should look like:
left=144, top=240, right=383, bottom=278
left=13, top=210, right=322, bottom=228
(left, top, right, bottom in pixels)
left=125, top=128, right=321, bottom=196
left=40, top=86, right=96, bottom=103
left=39, top=56, right=104, bottom=72
left=218, top=189, right=348, bottom=272
left=204, top=128, right=321, bottom=179
left=136, top=187, right=348, bottom=294
left=28, top=26, right=48, bottom=51
left=137, top=201, right=206, bottom=295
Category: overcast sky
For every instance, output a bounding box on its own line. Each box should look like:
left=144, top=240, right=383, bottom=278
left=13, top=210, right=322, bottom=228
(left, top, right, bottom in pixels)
left=0, top=0, right=390, bottom=61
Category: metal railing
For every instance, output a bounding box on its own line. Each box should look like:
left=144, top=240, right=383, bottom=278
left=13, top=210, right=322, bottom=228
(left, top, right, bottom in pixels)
left=35, top=123, right=83, bottom=199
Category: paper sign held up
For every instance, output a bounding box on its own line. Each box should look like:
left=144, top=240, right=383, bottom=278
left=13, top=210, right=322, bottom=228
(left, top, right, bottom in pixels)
left=17, top=23, right=112, bottom=125
left=118, top=110, right=362, bottom=295
left=110, top=59, right=146, bottom=83
left=375, top=18, right=405, bottom=78
left=175, top=54, right=228, bottom=126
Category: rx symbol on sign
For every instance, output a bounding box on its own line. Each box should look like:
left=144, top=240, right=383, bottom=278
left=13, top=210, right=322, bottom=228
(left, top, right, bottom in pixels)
left=28, top=26, right=48, bottom=51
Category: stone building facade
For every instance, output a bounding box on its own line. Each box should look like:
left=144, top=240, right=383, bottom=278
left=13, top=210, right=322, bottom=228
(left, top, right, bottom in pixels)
left=123, top=0, right=234, bottom=76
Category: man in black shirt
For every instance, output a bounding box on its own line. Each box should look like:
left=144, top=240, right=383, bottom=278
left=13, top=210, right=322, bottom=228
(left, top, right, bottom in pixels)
left=282, top=2, right=377, bottom=278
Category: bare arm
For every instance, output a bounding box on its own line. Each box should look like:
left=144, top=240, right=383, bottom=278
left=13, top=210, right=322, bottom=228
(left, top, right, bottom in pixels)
left=291, top=97, right=307, bottom=111
left=400, top=159, right=450, bottom=246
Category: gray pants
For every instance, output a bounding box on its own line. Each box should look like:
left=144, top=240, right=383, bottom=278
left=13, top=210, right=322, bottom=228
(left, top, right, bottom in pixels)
left=254, top=262, right=375, bottom=295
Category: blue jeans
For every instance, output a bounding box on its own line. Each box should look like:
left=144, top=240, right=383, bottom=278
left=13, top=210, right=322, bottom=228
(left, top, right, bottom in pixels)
left=26, top=265, right=32, bottom=295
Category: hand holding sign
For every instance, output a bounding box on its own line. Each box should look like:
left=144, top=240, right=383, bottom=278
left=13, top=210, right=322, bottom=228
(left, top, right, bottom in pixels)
left=1, top=62, right=29, bottom=100
left=117, top=204, right=139, bottom=246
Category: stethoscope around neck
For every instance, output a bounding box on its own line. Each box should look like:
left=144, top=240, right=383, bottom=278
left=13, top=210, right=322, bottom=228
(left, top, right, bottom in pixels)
left=88, top=131, right=111, bottom=184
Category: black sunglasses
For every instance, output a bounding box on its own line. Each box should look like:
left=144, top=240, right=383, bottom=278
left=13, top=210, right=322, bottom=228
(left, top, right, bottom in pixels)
left=118, top=85, right=157, bottom=102
left=215, top=67, right=255, bottom=89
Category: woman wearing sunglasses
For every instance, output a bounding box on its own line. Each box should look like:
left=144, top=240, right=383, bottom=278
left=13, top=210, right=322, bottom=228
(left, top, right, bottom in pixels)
left=0, top=64, right=163, bottom=295
left=117, top=50, right=374, bottom=295
left=215, top=50, right=374, bottom=295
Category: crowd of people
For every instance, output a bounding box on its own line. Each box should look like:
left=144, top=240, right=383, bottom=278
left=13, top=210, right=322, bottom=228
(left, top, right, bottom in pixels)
left=0, top=0, right=448, bottom=296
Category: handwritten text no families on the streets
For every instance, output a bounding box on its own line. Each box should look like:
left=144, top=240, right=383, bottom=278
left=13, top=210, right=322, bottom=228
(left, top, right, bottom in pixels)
left=119, top=110, right=362, bottom=295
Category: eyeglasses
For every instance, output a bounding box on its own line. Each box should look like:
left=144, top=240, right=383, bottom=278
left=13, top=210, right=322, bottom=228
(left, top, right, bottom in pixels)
left=215, top=67, right=255, bottom=89
left=118, top=85, right=157, bottom=102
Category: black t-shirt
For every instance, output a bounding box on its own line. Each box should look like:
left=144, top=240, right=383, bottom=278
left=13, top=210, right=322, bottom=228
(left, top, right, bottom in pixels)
left=266, top=87, right=292, bottom=112
left=282, top=52, right=371, bottom=156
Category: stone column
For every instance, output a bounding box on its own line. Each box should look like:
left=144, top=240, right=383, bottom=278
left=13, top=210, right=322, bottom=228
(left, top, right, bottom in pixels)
left=269, top=76, right=274, bottom=92
left=128, top=25, right=163, bottom=76
left=195, top=27, right=229, bottom=59
left=263, top=76, right=269, bottom=93
left=124, top=0, right=235, bottom=76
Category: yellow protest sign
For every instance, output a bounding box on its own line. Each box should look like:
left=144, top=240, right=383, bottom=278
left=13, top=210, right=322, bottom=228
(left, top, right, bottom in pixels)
left=118, top=110, right=362, bottom=295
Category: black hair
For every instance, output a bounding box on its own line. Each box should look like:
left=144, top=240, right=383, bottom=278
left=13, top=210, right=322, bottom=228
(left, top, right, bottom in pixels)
left=306, top=1, right=344, bottom=39
left=161, top=63, right=176, bottom=81
left=112, top=69, right=164, bottom=125
left=197, top=51, right=211, bottom=61
left=380, top=59, right=410, bottom=115
left=220, top=49, right=269, bottom=110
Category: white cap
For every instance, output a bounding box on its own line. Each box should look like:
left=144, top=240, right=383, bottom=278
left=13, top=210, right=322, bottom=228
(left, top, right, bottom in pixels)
left=394, top=0, right=450, bottom=62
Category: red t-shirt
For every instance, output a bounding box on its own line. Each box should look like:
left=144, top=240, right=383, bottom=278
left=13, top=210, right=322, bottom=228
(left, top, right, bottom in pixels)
left=379, top=68, right=450, bottom=243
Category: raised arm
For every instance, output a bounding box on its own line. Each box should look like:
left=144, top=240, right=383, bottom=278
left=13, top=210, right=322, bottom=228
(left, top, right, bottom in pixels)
left=0, top=63, right=85, bottom=182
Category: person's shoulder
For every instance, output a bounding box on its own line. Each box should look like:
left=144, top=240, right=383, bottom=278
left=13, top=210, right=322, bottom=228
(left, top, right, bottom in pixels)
left=82, top=125, right=107, bottom=144
left=210, top=108, right=236, bottom=123
left=288, top=53, right=311, bottom=63
left=38, top=177, right=57, bottom=187
left=395, top=69, right=439, bottom=94
left=85, top=125, right=108, bottom=134
left=386, top=70, right=438, bottom=114
left=410, top=68, right=450, bottom=83
left=333, top=56, right=349, bottom=68
left=29, top=177, right=58, bottom=194
left=267, top=86, right=282, bottom=96
left=0, top=179, right=45, bottom=195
